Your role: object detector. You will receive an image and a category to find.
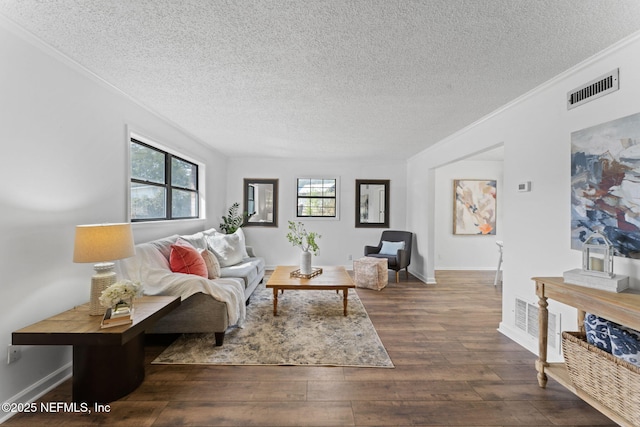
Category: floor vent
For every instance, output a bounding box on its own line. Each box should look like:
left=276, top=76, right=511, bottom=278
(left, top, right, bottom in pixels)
left=567, top=68, right=619, bottom=110
left=515, top=298, right=561, bottom=352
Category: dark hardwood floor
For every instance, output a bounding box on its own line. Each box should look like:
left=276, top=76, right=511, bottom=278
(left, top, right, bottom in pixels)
left=4, top=270, right=616, bottom=426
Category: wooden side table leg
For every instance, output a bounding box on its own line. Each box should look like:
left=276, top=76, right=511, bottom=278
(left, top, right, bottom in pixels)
left=73, top=333, right=145, bottom=403
left=536, top=290, right=549, bottom=388
left=272, top=287, right=279, bottom=316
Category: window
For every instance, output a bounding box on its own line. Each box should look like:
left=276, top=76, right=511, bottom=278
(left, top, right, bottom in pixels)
left=130, top=138, right=199, bottom=221
left=296, top=178, right=337, bottom=218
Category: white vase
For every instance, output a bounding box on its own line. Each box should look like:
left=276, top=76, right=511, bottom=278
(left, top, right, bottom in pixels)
left=300, top=250, right=312, bottom=275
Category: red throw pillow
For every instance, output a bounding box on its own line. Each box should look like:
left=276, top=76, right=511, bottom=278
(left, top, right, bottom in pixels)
left=169, top=243, right=208, bottom=277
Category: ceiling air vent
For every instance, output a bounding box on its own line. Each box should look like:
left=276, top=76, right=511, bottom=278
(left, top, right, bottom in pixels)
left=567, top=69, right=619, bottom=110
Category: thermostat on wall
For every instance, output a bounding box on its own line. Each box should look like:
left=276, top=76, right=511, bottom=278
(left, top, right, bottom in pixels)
left=518, top=181, right=531, bottom=192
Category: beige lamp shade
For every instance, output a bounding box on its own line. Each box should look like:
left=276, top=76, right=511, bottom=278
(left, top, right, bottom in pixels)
left=73, top=223, right=135, bottom=263
left=73, top=223, right=136, bottom=315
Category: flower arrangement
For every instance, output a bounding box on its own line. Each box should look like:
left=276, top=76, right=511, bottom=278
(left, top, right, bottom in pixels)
left=99, top=280, right=143, bottom=309
left=286, top=221, right=321, bottom=255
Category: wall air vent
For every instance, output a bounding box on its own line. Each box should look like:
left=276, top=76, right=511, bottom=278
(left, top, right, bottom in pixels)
left=515, top=297, right=561, bottom=353
left=567, top=69, right=619, bottom=110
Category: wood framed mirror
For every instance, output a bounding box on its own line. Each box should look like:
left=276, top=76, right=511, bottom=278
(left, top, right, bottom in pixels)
left=355, top=179, right=389, bottom=228
left=243, top=178, right=278, bottom=227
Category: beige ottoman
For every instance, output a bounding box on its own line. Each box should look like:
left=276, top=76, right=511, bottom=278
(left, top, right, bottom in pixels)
left=353, top=257, right=388, bottom=291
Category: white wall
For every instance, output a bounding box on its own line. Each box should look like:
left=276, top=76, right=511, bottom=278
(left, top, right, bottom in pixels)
left=434, top=160, right=504, bottom=270
left=0, top=17, right=228, bottom=415
left=407, top=32, right=640, bottom=361
left=225, top=157, right=407, bottom=269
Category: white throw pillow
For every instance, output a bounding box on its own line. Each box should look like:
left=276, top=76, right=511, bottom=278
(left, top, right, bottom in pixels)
left=178, top=232, right=206, bottom=250
left=379, top=240, right=405, bottom=255
left=234, top=227, right=250, bottom=258
left=206, top=231, right=245, bottom=267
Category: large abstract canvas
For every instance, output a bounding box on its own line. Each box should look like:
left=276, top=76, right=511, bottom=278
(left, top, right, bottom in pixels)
left=453, top=179, right=497, bottom=235
left=571, top=112, right=640, bottom=258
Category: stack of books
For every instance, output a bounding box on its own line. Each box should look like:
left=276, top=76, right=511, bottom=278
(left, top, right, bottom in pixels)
left=101, top=306, right=133, bottom=328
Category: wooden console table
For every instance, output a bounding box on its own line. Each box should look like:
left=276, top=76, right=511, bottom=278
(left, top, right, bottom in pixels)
left=534, top=277, right=640, bottom=426
left=12, top=296, right=180, bottom=404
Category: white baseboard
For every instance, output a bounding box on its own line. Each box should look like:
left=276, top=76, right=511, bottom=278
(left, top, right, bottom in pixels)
left=497, top=322, right=538, bottom=355
left=498, top=322, right=565, bottom=364
left=0, top=363, right=72, bottom=424
left=406, top=269, right=434, bottom=284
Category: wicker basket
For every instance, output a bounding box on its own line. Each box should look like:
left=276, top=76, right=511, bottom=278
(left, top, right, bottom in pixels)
left=562, top=331, right=640, bottom=426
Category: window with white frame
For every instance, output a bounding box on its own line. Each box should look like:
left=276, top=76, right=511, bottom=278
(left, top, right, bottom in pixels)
left=130, top=138, right=199, bottom=221
left=296, top=178, right=338, bottom=218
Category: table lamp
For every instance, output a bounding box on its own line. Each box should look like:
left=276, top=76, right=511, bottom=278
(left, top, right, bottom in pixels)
left=73, top=223, right=135, bottom=315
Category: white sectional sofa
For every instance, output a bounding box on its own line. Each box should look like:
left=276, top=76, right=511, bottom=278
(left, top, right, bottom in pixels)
left=117, top=228, right=264, bottom=346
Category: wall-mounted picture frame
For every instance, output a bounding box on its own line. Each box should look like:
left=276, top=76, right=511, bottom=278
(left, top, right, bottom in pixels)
left=453, top=179, right=497, bottom=235
left=571, top=112, right=640, bottom=258
left=243, top=178, right=278, bottom=227
left=355, top=179, right=390, bottom=228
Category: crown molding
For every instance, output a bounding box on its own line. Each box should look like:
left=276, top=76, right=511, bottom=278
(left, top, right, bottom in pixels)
left=0, top=13, right=220, bottom=156
left=411, top=28, right=640, bottom=162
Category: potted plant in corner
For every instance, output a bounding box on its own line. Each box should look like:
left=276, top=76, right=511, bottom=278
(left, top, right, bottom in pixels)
left=286, top=220, right=321, bottom=275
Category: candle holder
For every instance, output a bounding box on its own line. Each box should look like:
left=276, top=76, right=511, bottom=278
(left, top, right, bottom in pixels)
left=581, top=232, right=614, bottom=278
left=564, top=232, right=628, bottom=292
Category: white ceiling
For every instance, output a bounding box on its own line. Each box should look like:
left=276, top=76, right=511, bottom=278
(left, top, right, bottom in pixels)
left=3, top=1, right=640, bottom=160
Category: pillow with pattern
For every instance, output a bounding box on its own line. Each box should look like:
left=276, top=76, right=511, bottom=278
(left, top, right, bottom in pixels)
left=584, top=313, right=612, bottom=353
left=607, top=322, right=640, bottom=367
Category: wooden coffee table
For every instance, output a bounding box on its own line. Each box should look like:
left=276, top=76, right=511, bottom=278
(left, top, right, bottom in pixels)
left=266, top=265, right=355, bottom=316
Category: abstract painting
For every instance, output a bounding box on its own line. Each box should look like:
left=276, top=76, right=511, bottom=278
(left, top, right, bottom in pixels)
left=453, top=179, right=497, bottom=235
left=571, top=112, right=640, bottom=258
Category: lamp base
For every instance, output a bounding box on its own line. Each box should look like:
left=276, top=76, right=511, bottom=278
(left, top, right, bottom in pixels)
left=90, top=262, right=117, bottom=316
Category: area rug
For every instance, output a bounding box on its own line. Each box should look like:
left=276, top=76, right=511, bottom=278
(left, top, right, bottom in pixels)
left=152, top=283, right=394, bottom=368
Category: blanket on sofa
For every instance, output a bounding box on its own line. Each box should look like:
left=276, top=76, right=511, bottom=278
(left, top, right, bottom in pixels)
left=118, top=243, right=246, bottom=327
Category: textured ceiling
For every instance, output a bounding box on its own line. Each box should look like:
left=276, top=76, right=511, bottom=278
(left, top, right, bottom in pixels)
left=3, top=1, right=640, bottom=160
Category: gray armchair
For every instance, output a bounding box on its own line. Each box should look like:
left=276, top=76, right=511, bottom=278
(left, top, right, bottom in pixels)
left=364, top=230, right=413, bottom=282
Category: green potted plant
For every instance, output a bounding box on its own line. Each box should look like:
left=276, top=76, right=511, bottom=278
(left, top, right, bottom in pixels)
left=220, top=202, right=243, bottom=234
left=286, top=221, right=321, bottom=274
